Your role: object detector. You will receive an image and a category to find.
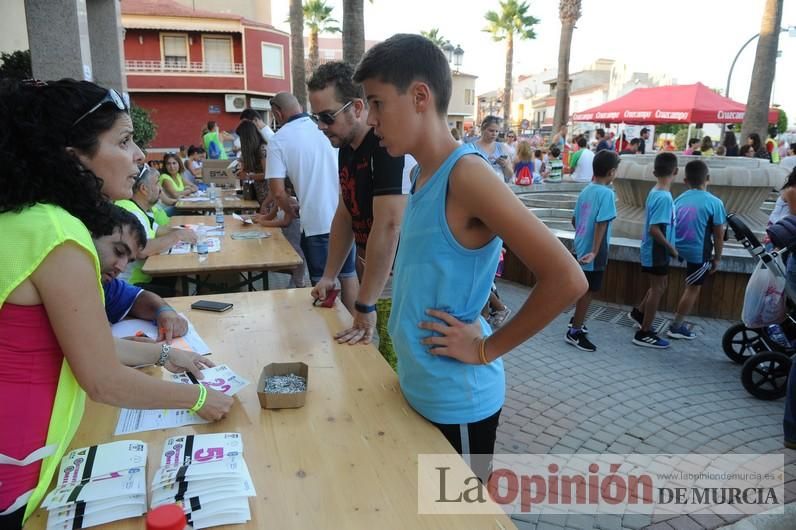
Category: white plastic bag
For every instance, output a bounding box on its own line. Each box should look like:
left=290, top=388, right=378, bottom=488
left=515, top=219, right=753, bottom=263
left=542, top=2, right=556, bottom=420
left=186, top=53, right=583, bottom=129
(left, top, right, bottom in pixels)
left=742, top=259, right=786, bottom=328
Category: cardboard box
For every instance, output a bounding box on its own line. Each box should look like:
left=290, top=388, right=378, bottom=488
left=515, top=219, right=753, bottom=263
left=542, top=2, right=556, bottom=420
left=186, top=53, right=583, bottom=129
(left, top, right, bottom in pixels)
left=257, top=362, right=308, bottom=409
left=202, top=159, right=240, bottom=189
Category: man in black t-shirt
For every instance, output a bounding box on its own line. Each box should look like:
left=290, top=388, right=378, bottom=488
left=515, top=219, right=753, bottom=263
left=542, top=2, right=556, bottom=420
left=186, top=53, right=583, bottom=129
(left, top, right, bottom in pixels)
left=638, top=127, right=650, bottom=154
left=307, top=61, right=410, bottom=369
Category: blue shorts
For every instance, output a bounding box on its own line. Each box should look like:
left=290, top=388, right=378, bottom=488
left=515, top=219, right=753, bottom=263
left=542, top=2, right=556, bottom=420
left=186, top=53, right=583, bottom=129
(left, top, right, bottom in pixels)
left=300, top=232, right=357, bottom=284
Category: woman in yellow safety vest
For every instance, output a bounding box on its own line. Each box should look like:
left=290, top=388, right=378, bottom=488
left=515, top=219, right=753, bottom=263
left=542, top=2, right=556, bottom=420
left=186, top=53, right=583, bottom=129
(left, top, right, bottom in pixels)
left=0, top=79, right=233, bottom=528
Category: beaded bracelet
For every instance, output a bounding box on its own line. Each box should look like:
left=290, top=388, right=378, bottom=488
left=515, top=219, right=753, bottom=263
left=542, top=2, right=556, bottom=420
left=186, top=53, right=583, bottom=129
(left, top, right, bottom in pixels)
left=189, top=384, right=207, bottom=414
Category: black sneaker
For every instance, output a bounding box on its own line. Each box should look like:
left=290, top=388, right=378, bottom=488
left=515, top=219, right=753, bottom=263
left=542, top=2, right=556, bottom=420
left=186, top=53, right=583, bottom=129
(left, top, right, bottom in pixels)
left=628, top=308, right=644, bottom=329
left=632, top=330, right=670, bottom=349
left=565, top=329, right=596, bottom=352
left=568, top=317, right=589, bottom=334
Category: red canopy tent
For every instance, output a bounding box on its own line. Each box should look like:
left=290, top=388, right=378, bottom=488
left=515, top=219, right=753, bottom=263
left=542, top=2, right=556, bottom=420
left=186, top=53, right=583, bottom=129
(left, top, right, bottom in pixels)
left=570, top=82, right=778, bottom=124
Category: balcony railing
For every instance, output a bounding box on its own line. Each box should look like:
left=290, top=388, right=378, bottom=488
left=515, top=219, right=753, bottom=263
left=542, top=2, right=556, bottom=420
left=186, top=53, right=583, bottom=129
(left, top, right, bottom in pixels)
left=125, top=60, right=244, bottom=75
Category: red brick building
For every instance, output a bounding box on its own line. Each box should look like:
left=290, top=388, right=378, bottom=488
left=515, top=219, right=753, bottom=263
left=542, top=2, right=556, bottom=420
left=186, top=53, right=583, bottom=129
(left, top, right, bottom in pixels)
left=121, top=0, right=291, bottom=151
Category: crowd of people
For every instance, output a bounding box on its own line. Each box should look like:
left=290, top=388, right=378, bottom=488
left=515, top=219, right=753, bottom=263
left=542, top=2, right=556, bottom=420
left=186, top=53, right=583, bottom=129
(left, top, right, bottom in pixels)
left=5, top=31, right=796, bottom=527
left=0, top=34, right=591, bottom=527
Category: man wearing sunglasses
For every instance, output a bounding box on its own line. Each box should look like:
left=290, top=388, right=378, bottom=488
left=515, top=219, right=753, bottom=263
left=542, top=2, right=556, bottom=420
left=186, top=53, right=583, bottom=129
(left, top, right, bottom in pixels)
left=265, top=91, right=359, bottom=312
left=307, top=61, right=412, bottom=370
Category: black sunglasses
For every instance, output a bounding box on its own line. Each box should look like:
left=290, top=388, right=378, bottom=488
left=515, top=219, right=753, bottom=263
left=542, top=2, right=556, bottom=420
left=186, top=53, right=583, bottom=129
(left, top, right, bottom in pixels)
left=310, top=101, right=353, bottom=126
left=72, top=88, right=128, bottom=127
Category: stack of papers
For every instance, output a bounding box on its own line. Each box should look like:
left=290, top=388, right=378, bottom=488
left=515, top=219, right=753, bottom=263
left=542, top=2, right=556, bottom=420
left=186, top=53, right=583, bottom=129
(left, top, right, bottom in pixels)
left=114, top=364, right=249, bottom=435
left=42, top=440, right=148, bottom=529
left=151, top=433, right=255, bottom=528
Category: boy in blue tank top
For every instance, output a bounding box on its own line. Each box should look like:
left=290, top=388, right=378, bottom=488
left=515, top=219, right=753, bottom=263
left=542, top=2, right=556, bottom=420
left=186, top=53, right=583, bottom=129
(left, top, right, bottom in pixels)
left=667, top=160, right=726, bottom=339
left=630, top=152, right=679, bottom=349
left=566, top=150, right=620, bottom=352
left=353, top=34, right=588, bottom=482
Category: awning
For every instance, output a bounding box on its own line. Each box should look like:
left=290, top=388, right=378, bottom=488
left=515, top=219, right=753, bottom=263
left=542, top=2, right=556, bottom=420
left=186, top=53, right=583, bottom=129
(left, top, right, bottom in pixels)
left=123, top=15, right=242, bottom=33
left=571, top=83, right=779, bottom=124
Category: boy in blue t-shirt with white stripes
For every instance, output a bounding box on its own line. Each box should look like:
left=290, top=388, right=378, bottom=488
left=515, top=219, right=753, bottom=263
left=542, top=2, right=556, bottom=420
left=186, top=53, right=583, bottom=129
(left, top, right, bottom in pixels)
left=667, top=160, right=726, bottom=339
left=630, top=152, right=678, bottom=349
left=566, top=150, right=620, bottom=352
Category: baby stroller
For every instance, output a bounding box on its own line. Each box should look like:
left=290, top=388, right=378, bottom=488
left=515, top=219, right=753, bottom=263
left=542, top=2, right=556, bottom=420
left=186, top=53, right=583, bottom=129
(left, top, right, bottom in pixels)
left=722, top=214, right=796, bottom=400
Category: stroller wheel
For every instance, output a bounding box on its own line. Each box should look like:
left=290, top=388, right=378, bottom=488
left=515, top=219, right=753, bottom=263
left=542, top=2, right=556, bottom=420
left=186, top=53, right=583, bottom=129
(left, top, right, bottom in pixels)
left=741, top=352, right=791, bottom=400
left=722, top=323, right=767, bottom=364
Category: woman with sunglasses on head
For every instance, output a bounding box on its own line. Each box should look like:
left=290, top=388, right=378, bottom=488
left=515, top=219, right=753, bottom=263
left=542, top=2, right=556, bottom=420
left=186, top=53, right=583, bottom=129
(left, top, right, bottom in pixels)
left=0, top=79, right=232, bottom=528
left=235, top=120, right=270, bottom=208
left=159, top=152, right=197, bottom=200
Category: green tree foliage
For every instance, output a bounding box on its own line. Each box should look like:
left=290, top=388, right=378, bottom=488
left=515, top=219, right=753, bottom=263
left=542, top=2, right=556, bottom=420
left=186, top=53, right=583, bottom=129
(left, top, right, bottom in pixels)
left=0, top=50, right=32, bottom=79
left=130, top=104, right=157, bottom=151
left=420, top=28, right=450, bottom=48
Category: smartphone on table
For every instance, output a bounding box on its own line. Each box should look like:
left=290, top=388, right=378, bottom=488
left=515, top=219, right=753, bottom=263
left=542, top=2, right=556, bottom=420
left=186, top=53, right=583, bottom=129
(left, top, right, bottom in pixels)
left=190, top=300, right=234, bottom=312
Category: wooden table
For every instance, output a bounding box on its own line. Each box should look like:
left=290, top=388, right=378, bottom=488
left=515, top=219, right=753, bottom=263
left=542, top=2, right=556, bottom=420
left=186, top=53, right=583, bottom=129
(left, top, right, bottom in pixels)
left=142, top=215, right=303, bottom=292
left=26, top=290, right=514, bottom=529
left=175, top=195, right=260, bottom=213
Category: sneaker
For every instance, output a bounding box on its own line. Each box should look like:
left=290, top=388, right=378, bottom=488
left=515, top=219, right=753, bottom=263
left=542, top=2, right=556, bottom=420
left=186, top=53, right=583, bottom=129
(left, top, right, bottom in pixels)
left=628, top=308, right=644, bottom=328
left=568, top=317, right=589, bottom=334
left=565, top=329, right=596, bottom=352
left=633, top=330, right=670, bottom=349
left=667, top=323, right=696, bottom=340
left=490, top=307, right=512, bottom=328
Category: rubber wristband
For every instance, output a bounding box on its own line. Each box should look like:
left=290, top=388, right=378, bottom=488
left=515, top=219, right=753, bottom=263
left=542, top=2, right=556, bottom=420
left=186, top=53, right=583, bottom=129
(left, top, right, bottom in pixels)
left=155, top=306, right=176, bottom=316
left=190, top=384, right=207, bottom=414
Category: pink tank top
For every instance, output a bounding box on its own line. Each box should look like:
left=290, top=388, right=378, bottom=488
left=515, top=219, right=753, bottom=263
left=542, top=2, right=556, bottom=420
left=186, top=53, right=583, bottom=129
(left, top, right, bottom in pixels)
left=0, top=303, right=63, bottom=511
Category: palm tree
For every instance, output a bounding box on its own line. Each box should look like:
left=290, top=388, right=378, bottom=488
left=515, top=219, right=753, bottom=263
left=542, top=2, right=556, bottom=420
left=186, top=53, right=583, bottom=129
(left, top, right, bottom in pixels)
left=421, top=28, right=450, bottom=49
left=289, top=0, right=307, bottom=109
left=552, top=0, right=581, bottom=133
left=304, top=0, right=340, bottom=73
left=342, top=0, right=365, bottom=66
left=741, top=0, right=783, bottom=144
left=483, top=0, right=539, bottom=128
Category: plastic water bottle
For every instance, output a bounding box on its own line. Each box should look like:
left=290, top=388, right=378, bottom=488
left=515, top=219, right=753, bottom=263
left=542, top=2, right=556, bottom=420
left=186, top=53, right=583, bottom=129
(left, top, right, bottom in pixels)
left=214, top=198, right=224, bottom=227
left=767, top=324, right=788, bottom=348
left=208, top=182, right=217, bottom=200
left=196, top=225, right=208, bottom=263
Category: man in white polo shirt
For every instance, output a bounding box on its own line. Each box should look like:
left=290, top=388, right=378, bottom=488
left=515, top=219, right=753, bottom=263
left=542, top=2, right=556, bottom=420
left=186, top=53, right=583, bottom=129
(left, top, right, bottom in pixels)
left=570, top=136, right=594, bottom=183
left=266, top=92, right=358, bottom=311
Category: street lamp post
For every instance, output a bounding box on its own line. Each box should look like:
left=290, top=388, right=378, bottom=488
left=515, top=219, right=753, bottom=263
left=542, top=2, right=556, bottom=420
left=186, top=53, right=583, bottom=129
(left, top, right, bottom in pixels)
left=722, top=25, right=794, bottom=139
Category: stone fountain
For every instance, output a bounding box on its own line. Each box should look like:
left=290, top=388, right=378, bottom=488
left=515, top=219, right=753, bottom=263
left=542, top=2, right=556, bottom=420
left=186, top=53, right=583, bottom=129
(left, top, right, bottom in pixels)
left=613, top=154, right=789, bottom=239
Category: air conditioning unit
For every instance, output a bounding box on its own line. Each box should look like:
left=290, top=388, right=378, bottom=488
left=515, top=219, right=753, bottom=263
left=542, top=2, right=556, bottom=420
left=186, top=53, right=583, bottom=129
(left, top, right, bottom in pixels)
left=224, top=94, right=247, bottom=112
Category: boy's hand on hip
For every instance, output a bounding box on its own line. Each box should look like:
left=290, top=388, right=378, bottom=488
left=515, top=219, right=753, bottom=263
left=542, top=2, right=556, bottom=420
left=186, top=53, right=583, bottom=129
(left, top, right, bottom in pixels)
left=334, top=310, right=376, bottom=345
left=419, top=308, right=483, bottom=364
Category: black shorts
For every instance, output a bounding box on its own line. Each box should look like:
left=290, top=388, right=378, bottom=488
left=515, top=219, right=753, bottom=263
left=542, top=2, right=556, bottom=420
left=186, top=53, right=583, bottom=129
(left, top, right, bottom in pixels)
left=584, top=270, right=605, bottom=292
left=430, top=409, right=501, bottom=484
left=641, top=265, right=669, bottom=276
left=685, top=262, right=711, bottom=286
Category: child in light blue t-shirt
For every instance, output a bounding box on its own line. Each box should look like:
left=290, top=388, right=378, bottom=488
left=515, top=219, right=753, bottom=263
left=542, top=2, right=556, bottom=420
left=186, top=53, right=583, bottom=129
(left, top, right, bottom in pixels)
left=631, top=152, right=679, bottom=349
left=667, top=160, right=726, bottom=340
left=565, top=150, right=620, bottom=352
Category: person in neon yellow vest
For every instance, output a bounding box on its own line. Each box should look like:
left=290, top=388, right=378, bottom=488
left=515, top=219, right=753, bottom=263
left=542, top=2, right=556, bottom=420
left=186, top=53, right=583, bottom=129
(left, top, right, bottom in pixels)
left=116, top=166, right=196, bottom=296
left=0, top=79, right=233, bottom=528
left=159, top=152, right=197, bottom=200
left=202, top=120, right=232, bottom=160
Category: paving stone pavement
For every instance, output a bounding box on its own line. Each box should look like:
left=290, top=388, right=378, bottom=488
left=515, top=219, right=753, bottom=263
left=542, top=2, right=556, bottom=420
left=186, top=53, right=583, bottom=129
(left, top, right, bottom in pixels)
left=493, top=279, right=796, bottom=530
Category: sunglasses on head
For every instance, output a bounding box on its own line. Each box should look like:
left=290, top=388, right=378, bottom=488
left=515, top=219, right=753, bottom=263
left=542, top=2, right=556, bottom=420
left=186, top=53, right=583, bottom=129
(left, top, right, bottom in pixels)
left=72, top=88, right=128, bottom=127
left=134, top=163, right=150, bottom=185
left=310, top=100, right=352, bottom=126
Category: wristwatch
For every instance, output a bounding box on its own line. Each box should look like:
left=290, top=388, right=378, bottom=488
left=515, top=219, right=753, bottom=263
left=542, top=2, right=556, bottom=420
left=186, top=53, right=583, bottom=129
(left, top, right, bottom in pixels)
left=156, top=343, right=171, bottom=367
left=354, top=301, right=377, bottom=314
